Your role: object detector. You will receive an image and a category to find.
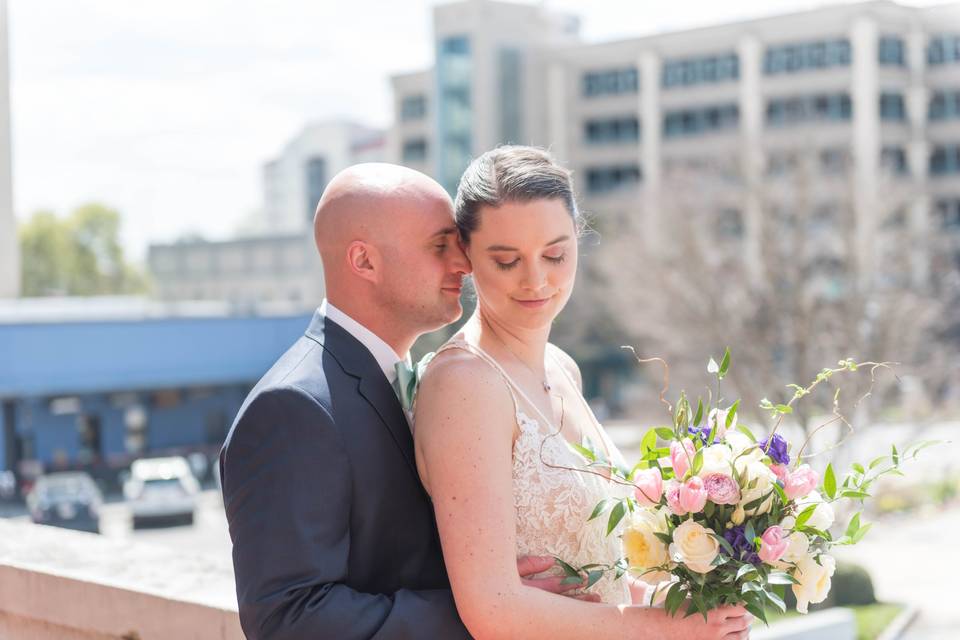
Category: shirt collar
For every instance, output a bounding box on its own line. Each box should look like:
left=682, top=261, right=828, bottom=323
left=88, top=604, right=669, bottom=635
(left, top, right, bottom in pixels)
left=320, top=299, right=410, bottom=383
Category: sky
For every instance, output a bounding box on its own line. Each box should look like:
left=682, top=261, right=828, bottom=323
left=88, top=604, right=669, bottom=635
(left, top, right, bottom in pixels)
left=8, top=0, right=947, bottom=261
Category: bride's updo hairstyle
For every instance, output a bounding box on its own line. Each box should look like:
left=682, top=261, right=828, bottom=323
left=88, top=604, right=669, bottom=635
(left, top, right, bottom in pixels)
left=453, top=145, right=583, bottom=243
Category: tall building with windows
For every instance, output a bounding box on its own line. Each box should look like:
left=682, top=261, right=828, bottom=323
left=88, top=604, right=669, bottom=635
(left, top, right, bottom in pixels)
left=148, top=121, right=384, bottom=306
left=0, top=0, right=18, bottom=299
left=389, top=0, right=960, bottom=292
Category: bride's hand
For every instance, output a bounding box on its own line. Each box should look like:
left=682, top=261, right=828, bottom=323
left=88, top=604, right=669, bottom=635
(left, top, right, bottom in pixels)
left=517, top=555, right=602, bottom=602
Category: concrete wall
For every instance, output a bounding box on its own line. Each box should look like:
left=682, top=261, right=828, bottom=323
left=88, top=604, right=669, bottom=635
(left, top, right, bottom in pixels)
left=0, top=520, right=242, bottom=639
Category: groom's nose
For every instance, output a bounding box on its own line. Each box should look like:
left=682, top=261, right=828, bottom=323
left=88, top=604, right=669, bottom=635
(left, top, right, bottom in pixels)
left=448, top=241, right=471, bottom=275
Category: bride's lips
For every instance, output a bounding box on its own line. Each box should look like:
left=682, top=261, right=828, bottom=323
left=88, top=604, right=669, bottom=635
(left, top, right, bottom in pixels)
left=514, top=296, right=551, bottom=309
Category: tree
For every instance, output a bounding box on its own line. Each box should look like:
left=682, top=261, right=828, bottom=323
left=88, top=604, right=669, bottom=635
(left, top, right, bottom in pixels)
left=593, top=147, right=956, bottom=439
left=19, top=203, right=150, bottom=297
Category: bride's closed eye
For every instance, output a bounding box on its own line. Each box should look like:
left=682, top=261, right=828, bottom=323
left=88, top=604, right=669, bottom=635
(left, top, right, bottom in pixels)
left=494, top=252, right=567, bottom=271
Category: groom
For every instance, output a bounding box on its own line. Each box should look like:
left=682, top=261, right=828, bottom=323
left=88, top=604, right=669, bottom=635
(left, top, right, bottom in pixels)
left=220, top=164, right=582, bottom=639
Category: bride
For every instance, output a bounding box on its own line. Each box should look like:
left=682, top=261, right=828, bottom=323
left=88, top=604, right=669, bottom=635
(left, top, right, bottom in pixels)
left=413, top=146, right=751, bottom=639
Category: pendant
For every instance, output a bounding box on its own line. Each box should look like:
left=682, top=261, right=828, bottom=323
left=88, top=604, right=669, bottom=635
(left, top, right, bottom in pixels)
left=543, top=381, right=552, bottom=393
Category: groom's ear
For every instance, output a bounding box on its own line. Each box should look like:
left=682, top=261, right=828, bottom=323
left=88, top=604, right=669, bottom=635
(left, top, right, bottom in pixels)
left=346, top=240, right=380, bottom=283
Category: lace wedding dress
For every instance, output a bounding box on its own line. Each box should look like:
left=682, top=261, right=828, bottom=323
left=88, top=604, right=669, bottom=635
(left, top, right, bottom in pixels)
left=431, top=338, right=633, bottom=605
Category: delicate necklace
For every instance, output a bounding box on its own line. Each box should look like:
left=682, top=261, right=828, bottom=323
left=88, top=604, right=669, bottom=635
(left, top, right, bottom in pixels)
left=483, top=319, right=552, bottom=393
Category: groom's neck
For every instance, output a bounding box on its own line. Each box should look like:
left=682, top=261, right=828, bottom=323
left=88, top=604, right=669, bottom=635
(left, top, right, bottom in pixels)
left=326, top=295, right=417, bottom=357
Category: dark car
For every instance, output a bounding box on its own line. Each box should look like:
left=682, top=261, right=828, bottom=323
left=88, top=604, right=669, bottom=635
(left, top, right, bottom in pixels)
left=26, top=472, right=103, bottom=533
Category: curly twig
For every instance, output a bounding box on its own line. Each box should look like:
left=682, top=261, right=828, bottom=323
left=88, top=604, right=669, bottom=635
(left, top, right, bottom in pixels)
left=621, top=346, right=672, bottom=416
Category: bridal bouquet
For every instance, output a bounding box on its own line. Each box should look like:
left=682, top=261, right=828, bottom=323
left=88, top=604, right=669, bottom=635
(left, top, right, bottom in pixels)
left=561, top=349, right=938, bottom=623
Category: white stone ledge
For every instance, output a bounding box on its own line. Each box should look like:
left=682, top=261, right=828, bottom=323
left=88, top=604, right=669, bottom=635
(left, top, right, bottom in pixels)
left=0, top=520, right=243, bottom=640
left=752, top=607, right=856, bottom=640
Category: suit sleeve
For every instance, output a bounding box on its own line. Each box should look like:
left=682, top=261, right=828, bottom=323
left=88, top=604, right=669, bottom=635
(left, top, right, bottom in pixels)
left=220, top=385, right=471, bottom=640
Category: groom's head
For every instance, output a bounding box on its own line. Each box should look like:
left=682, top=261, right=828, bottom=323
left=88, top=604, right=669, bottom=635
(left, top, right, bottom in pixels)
left=314, top=163, right=471, bottom=354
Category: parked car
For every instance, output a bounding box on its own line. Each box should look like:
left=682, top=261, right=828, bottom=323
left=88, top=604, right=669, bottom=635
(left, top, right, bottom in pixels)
left=26, top=472, right=102, bottom=533
left=124, top=456, right=199, bottom=528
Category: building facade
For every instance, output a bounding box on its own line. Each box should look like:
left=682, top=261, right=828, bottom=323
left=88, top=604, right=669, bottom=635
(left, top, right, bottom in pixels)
left=389, top=0, right=960, bottom=292
left=148, top=121, right=385, bottom=306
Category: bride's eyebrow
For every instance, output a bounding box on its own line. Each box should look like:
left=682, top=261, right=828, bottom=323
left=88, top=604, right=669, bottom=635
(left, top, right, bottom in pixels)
left=486, top=235, right=571, bottom=252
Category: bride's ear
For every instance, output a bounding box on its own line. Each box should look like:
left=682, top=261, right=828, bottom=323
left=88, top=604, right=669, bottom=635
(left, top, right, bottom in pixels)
left=345, top=241, right=381, bottom=283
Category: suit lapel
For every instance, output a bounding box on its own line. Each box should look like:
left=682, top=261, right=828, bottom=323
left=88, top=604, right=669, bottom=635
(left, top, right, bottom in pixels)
left=305, top=310, right=418, bottom=478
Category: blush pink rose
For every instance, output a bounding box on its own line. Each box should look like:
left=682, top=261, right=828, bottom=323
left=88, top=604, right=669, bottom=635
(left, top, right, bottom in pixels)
left=702, top=473, right=740, bottom=505
left=678, top=476, right=708, bottom=514
left=670, top=439, right=697, bottom=478
left=784, top=464, right=819, bottom=501
left=634, top=467, right=664, bottom=507
left=771, top=464, right=790, bottom=483
left=665, top=480, right=687, bottom=516
left=758, top=526, right=789, bottom=564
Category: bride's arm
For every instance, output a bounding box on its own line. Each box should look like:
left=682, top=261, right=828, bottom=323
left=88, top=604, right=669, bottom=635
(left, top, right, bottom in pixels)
left=414, top=355, right=743, bottom=640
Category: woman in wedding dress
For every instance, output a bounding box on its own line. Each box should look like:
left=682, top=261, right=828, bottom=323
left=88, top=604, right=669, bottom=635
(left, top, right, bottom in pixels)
left=413, top=146, right=751, bottom=640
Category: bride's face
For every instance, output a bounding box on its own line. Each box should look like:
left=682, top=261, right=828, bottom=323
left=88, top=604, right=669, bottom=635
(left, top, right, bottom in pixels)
left=465, top=198, right=578, bottom=331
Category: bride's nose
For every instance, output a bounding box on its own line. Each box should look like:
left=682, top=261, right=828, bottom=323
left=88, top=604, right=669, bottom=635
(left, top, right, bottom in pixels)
left=519, top=260, right=547, bottom=292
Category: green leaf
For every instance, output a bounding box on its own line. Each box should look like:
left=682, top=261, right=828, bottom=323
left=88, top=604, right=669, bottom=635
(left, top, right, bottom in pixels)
left=585, top=569, right=604, bottom=589
left=641, top=428, right=658, bottom=455
left=554, top=557, right=580, bottom=577
left=794, top=504, right=818, bottom=529
left=744, top=600, right=769, bottom=626
left=736, top=563, right=758, bottom=581
left=589, top=499, right=611, bottom=521
left=744, top=489, right=775, bottom=512
left=766, top=571, right=798, bottom=585
left=845, top=511, right=861, bottom=538
left=775, top=404, right=793, bottom=414
left=712, top=533, right=736, bottom=557
left=691, top=449, right=704, bottom=475
left=840, top=490, right=870, bottom=500
left=656, top=427, right=677, bottom=441
left=737, top=424, right=757, bottom=443
left=654, top=531, right=674, bottom=545
left=561, top=575, right=584, bottom=585
left=852, top=522, right=873, bottom=543
left=693, top=398, right=704, bottom=428
left=763, top=588, right=787, bottom=613
left=824, top=463, right=837, bottom=500
left=744, top=521, right=756, bottom=546
left=708, top=357, right=720, bottom=374
left=892, top=444, right=900, bottom=466
left=665, top=582, right=687, bottom=616
left=568, top=441, right=597, bottom=462
left=607, top=500, right=627, bottom=535
left=726, top=400, right=740, bottom=429
left=852, top=463, right=865, bottom=475
left=869, top=455, right=888, bottom=470
left=719, top=347, right=731, bottom=379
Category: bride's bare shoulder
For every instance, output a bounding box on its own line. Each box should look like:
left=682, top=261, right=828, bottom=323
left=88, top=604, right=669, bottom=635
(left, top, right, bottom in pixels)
left=417, top=345, right=514, bottom=421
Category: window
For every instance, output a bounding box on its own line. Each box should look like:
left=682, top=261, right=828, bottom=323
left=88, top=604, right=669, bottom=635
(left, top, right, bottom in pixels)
left=880, top=92, right=906, bottom=121
left=930, top=145, right=960, bottom=175
left=402, top=138, right=428, bottom=163
left=400, top=95, right=427, bottom=121
left=662, top=53, right=739, bottom=88
left=929, top=90, right=960, bottom=121
left=928, top=35, right=960, bottom=65
left=663, top=104, right=739, bottom=138
left=879, top=36, right=906, bottom=66
left=881, top=147, right=909, bottom=176
left=584, top=116, right=640, bottom=144
left=766, top=93, right=851, bottom=127
left=717, top=209, right=744, bottom=238
left=583, top=67, right=639, bottom=97
left=585, top=165, right=642, bottom=194
left=764, top=39, right=850, bottom=75
left=935, top=199, right=960, bottom=231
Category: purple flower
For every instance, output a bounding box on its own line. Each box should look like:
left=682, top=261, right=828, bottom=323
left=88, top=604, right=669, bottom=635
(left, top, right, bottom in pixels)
left=758, top=433, right=790, bottom=466
left=688, top=425, right=713, bottom=444
left=724, top=525, right=761, bottom=565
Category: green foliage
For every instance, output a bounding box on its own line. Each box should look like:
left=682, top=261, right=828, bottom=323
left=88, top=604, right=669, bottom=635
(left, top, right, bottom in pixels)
left=18, top=203, right=149, bottom=297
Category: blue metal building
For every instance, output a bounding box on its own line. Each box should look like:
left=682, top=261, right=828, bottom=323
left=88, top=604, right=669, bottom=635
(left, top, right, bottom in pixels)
left=0, top=297, right=312, bottom=489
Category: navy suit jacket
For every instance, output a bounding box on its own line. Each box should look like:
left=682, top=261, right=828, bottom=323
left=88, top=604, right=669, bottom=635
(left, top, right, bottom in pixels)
left=220, top=310, right=470, bottom=639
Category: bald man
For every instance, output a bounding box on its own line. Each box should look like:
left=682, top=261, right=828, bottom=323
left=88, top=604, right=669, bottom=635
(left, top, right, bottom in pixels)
left=220, top=165, right=575, bottom=640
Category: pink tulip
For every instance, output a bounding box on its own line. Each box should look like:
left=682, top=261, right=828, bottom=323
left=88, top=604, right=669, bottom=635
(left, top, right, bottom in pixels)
left=634, top=467, right=664, bottom=507
left=758, top=526, right=789, bottom=564
left=784, top=464, right=819, bottom=501
left=678, top=476, right=708, bottom=514
left=665, top=480, right=687, bottom=516
left=670, top=439, right=696, bottom=478
left=702, top=473, right=740, bottom=505
left=771, top=464, right=790, bottom=483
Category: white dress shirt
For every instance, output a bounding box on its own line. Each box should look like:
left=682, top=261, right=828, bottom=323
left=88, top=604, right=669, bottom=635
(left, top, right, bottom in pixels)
left=320, top=299, right=411, bottom=385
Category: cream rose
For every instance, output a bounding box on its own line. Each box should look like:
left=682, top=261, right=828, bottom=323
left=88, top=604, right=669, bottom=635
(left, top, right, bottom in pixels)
left=796, top=491, right=835, bottom=532
left=669, top=519, right=720, bottom=574
left=623, top=508, right=672, bottom=585
left=772, top=530, right=810, bottom=569
left=724, top=431, right=753, bottom=455
left=698, top=443, right=734, bottom=477
left=792, top=554, right=836, bottom=613
left=737, top=459, right=777, bottom=515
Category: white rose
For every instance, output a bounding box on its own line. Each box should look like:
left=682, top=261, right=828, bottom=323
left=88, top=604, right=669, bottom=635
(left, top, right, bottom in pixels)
left=623, top=508, right=672, bottom=585
left=698, top=444, right=734, bottom=477
left=772, top=531, right=810, bottom=569
left=792, top=554, right=836, bottom=613
left=796, top=491, right=835, bottom=532
left=738, top=459, right=777, bottom=515
left=669, top=519, right=720, bottom=574
left=724, top=431, right=753, bottom=455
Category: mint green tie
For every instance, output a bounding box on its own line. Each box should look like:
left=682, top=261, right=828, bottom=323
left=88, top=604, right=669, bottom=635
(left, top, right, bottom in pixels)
left=393, top=352, right=436, bottom=412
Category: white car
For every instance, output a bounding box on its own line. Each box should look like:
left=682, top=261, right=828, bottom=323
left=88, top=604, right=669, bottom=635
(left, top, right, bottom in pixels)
left=124, top=456, right=199, bottom=527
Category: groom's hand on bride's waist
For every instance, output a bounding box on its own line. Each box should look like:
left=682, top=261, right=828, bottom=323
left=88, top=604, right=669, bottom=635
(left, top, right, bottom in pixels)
left=516, top=555, right=603, bottom=603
